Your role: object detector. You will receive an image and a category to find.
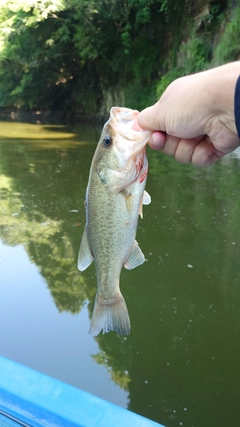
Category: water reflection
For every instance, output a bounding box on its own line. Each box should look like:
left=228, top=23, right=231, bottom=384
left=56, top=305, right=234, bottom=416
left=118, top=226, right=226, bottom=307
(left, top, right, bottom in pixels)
left=0, top=241, right=128, bottom=406
left=1, top=120, right=240, bottom=426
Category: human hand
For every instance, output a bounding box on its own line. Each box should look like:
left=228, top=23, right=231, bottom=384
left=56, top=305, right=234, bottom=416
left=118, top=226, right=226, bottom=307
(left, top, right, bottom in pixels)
left=138, top=62, right=240, bottom=167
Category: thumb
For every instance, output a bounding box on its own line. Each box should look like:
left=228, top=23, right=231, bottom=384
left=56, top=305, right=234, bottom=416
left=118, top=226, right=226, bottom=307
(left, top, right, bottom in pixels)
left=137, top=102, right=166, bottom=132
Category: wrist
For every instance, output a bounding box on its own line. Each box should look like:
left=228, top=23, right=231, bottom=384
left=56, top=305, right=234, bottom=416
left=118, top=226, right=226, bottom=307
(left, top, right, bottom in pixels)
left=204, top=62, right=240, bottom=135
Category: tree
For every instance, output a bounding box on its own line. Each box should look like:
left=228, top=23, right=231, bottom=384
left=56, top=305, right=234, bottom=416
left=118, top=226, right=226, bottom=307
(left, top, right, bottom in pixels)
left=0, top=0, right=181, bottom=113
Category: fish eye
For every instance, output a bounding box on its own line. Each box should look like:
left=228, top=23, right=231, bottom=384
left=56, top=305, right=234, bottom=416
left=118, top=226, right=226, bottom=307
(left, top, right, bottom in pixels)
left=103, top=135, right=112, bottom=147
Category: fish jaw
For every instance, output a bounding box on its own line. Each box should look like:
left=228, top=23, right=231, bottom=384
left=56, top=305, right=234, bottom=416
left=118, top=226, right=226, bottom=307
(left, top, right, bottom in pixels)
left=109, top=106, right=151, bottom=158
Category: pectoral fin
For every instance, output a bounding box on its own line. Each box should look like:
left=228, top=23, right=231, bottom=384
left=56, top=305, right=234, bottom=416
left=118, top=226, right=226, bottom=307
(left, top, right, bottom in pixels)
left=124, top=240, right=145, bottom=270
left=78, top=226, right=93, bottom=271
left=143, top=190, right=151, bottom=205
left=139, top=190, right=151, bottom=218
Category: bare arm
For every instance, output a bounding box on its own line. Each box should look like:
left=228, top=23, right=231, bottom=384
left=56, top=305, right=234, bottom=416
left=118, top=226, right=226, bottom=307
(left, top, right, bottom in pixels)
left=138, top=62, right=240, bottom=167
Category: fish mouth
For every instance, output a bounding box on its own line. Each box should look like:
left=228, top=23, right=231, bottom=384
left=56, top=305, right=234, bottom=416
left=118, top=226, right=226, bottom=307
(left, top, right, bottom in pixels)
left=110, top=107, right=139, bottom=132
left=109, top=107, right=151, bottom=155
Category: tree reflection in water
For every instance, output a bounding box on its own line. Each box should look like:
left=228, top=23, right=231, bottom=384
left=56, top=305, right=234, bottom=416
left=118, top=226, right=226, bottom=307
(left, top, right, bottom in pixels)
left=1, top=121, right=240, bottom=427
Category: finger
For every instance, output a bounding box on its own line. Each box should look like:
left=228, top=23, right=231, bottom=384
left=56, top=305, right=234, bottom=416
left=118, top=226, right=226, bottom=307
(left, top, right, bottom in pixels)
left=191, top=139, right=222, bottom=167
left=161, top=134, right=180, bottom=156
left=174, top=137, right=203, bottom=164
left=148, top=131, right=166, bottom=150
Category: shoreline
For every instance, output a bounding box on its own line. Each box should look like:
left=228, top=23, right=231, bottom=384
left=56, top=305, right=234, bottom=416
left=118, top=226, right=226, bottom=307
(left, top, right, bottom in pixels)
left=0, top=109, right=107, bottom=125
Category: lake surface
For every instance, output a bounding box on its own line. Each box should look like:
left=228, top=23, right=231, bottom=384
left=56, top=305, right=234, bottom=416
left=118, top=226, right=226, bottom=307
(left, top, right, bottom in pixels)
left=1, top=118, right=240, bottom=427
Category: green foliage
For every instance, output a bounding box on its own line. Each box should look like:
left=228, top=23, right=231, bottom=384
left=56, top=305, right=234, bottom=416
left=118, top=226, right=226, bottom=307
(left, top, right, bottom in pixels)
left=0, top=0, right=237, bottom=114
left=0, top=0, right=183, bottom=113
left=213, top=4, right=240, bottom=64
left=124, top=80, right=157, bottom=111
left=156, top=68, right=182, bottom=98
left=154, top=0, right=232, bottom=101
left=180, top=37, right=212, bottom=74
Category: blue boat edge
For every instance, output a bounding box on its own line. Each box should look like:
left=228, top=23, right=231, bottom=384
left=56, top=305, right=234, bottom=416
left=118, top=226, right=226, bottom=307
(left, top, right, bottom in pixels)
left=0, top=356, right=165, bottom=427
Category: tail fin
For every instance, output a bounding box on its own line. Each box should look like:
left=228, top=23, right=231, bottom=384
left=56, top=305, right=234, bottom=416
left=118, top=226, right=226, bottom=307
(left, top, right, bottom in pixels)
left=89, top=292, right=130, bottom=336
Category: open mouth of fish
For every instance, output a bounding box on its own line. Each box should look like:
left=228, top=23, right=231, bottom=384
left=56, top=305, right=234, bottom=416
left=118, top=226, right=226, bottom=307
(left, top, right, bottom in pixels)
left=109, top=107, right=151, bottom=156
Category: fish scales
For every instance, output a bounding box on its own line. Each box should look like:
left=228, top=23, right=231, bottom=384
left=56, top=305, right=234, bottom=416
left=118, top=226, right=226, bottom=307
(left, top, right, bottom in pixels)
left=78, top=107, right=151, bottom=336
left=88, top=172, right=142, bottom=291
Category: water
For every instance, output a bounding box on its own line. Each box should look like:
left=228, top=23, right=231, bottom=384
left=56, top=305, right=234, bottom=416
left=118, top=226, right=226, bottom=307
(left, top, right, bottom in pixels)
left=1, top=119, right=240, bottom=427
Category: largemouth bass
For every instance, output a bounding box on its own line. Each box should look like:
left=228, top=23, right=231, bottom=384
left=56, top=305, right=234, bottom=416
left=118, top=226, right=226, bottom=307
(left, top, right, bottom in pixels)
left=78, top=107, right=151, bottom=336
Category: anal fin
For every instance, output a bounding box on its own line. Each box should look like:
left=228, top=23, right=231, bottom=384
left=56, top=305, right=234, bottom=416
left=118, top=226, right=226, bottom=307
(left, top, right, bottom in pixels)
left=124, top=240, right=145, bottom=270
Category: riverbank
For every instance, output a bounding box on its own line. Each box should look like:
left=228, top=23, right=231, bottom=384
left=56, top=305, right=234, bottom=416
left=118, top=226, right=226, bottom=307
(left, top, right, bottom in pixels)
left=0, top=1, right=239, bottom=117
left=0, top=108, right=107, bottom=126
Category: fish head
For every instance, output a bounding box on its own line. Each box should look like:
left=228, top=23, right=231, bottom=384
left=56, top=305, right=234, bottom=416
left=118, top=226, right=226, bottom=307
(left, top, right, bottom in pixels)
left=109, top=106, right=151, bottom=162
left=94, top=107, right=151, bottom=191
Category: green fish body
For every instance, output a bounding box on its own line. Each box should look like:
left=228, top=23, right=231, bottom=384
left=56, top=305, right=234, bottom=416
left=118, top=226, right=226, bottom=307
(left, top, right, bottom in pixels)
left=78, top=107, right=151, bottom=336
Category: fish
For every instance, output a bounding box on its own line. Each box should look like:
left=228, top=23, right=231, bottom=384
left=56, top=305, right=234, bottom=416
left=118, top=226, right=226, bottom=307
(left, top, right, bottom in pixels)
left=78, top=106, right=151, bottom=336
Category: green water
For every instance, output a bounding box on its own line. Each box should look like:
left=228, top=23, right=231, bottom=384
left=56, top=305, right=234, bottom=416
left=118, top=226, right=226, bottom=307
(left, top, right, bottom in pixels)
left=1, top=119, right=240, bottom=427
